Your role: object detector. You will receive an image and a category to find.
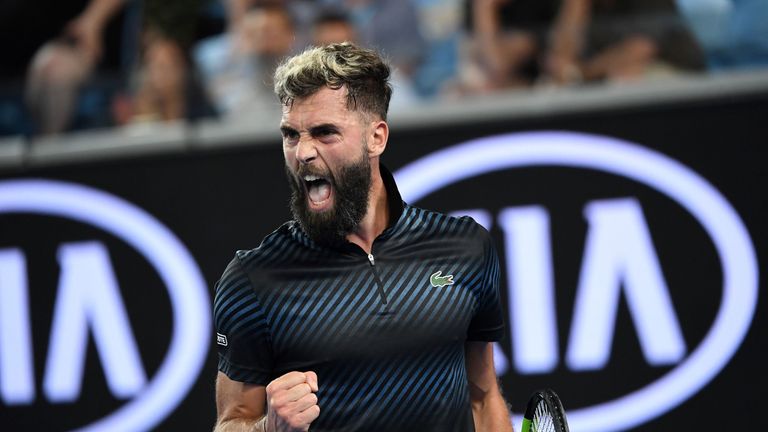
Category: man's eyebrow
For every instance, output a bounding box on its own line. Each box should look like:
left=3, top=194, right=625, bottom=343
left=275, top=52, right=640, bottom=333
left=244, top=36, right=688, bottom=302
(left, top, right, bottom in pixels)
left=309, top=124, right=340, bottom=135
left=280, top=125, right=298, bottom=135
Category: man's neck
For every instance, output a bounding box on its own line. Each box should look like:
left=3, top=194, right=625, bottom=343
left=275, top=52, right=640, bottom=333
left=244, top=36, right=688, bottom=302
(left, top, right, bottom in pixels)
left=346, top=165, right=388, bottom=254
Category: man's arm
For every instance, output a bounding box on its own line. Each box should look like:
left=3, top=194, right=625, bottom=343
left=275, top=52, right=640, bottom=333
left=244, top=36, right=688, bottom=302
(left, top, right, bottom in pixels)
left=214, top=372, right=268, bottom=432
left=545, top=0, right=592, bottom=84
left=465, top=341, right=513, bottom=432
left=214, top=371, right=320, bottom=432
left=64, top=0, right=125, bottom=64
left=472, top=0, right=513, bottom=84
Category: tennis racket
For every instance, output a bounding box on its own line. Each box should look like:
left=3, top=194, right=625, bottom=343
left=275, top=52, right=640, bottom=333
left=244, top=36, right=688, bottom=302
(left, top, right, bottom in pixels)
left=520, top=389, right=570, bottom=432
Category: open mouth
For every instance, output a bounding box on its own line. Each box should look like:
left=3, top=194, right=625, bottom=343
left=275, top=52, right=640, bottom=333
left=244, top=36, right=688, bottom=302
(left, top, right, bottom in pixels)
left=303, top=174, right=333, bottom=209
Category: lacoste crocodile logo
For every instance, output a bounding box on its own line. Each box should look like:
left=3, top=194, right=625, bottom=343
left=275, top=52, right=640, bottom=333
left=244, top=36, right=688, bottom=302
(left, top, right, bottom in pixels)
left=430, top=271, right=455, bottom=288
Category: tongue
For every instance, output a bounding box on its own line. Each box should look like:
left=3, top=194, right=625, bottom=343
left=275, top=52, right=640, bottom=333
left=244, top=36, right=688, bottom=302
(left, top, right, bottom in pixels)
left=309, top=181, right=331, bottom=203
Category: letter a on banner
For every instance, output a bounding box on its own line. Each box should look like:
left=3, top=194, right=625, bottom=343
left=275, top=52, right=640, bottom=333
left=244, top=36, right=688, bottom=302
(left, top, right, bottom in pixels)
left=44, top=241, right=147, bottom=402
left=567, top=198, right=686, bottom=371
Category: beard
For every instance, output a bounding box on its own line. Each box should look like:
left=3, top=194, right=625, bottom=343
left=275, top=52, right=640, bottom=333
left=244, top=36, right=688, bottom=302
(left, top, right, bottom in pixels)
left=286, top=149, right=372, bottom=247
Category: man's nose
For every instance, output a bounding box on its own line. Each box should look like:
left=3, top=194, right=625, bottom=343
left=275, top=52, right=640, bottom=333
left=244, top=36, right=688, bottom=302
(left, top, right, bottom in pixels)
left=296, top=137, right=317, bottom=164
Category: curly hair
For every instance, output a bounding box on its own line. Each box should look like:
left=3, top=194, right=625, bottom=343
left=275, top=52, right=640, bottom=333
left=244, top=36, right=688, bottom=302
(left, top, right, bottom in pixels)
left=273, top=42, right=392, bottom=120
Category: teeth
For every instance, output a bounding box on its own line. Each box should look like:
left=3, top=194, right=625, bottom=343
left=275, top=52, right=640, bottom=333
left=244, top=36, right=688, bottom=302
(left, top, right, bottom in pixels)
left=303, top=175, right=321, bottom=181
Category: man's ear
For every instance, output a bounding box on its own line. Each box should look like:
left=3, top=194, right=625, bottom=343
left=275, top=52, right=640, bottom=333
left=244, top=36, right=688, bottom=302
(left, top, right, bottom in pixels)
left=368, top=120, right=388, bottom=157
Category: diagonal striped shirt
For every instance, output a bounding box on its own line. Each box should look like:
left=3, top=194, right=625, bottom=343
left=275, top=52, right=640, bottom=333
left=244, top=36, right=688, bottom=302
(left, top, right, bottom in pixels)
left=214, top=166, right=504, bottom=432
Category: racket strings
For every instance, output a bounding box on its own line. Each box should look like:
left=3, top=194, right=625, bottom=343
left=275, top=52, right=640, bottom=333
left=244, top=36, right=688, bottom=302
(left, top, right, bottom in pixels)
left=533, top=400, right=556, bottom=432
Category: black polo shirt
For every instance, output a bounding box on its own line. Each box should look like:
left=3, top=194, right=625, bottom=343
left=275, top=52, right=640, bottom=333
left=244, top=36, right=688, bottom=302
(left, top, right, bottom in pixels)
left=214, top=166, right=504, bottom=432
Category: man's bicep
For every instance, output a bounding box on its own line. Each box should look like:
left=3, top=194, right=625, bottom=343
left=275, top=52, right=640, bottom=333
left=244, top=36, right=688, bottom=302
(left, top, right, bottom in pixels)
left=215, top=371, right=267, bottom=423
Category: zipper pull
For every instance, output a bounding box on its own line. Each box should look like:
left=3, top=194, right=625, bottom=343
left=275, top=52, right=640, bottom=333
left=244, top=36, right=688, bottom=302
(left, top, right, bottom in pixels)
left=367, top=253, right=375, bottom=266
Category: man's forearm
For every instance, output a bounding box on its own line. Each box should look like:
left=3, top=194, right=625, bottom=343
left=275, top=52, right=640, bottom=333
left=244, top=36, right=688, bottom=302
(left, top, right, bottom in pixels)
left=80, top=0, right=125, bottom=30
left=549, top=0, right=591, bottom=60
left=472, top=390, right=513, bottom=432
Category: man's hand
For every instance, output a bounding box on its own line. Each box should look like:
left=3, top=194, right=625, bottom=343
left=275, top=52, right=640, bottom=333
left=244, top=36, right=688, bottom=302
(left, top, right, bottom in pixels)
left=544, top=54, right=583, bottom=85
left=63, top=15, right=104, bottom=65
left=264, top=371, right=320, bottom=432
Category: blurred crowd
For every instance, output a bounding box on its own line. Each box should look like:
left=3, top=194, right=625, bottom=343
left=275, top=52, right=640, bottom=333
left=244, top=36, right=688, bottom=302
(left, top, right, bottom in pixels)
left=0, top=0, right=766, bottom=138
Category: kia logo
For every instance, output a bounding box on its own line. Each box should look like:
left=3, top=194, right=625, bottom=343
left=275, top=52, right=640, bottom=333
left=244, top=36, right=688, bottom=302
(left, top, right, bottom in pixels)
left=395, top=131, right=758, bottom=431
left=0, top=180, right=210, bottom=432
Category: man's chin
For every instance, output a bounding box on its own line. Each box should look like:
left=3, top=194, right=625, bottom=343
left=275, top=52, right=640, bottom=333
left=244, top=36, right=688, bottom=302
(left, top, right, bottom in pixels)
left=300, top=219, right=347, bottom=247
left=294, top=202, right=340, bottom=239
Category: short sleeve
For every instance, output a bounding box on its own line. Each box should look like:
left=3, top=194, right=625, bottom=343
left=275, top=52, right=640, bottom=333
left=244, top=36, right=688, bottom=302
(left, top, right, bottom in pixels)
left=467, top=229, right=505, bottom=342
left=213, top=255, right=274, bottom=385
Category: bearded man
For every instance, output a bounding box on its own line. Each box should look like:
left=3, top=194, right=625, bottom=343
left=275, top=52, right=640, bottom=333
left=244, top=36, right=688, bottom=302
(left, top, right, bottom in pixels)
left=212, top=42, right=513, bottom=432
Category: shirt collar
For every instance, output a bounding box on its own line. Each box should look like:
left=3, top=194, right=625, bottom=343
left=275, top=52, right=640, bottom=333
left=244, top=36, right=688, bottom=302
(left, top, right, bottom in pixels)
left=380, top=163, right=405, bottom=229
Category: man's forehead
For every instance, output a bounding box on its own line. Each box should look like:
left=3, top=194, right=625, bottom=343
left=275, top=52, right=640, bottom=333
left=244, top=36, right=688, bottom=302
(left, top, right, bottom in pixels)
left=284, top=87, right=348, bottom=109
left=280, top=87, right=354, bottom=123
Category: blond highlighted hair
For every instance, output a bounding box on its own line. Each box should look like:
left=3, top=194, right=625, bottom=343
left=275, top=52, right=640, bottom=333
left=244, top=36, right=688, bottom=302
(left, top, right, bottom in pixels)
left=273, top=42, right=392, bottom=120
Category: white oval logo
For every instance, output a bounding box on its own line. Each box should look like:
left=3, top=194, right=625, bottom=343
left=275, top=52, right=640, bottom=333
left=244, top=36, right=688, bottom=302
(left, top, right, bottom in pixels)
left=394, top=131, right=758, bottom=431
left=0, top=179, right=210, bottom=432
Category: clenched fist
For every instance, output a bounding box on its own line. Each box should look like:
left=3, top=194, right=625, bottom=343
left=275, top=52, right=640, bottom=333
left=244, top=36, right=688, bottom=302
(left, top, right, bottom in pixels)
left=264, top=371, right=320, bottom=432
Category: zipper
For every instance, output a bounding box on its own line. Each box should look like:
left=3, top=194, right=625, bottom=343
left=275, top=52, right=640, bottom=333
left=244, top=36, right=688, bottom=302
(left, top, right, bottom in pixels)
left=367, top=253, right=389, bottom=306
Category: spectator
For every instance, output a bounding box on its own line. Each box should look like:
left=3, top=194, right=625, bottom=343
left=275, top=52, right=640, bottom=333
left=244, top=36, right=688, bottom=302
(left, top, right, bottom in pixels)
left=117, top=0, right=215, bottom=125
left=22, top=0, right=128, bottom=135
left=309, top=7, right=420, bottom=109
left=544, top=0, right=706, bottom=85
left=194, top=1, right=297, bottom=117
left=125, top=32, right=190, bottom=123
left=460, top=0, right=560, bottom=92
left=25, top=39, right=95, bottom=134
left=312, top=9, right=357, bottom=47
left=319, top=0, right=427, bottom=82
left=713, top=0, right=768, bottom=69
left=678, top=0, right=768, bottom=70
left=410, top=0, right=465, bottom=97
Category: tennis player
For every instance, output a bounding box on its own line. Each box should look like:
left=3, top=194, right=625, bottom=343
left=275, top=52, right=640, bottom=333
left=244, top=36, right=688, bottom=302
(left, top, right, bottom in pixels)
left=213, top=42, right=512, bottom=432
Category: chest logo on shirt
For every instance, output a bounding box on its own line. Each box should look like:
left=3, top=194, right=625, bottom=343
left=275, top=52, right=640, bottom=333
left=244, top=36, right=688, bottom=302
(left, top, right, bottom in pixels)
left=430, top=271, right=455, bottom=288
left=216, top=333, right=228, bottom=347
